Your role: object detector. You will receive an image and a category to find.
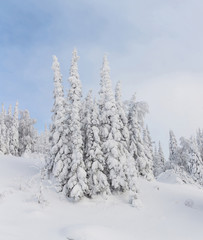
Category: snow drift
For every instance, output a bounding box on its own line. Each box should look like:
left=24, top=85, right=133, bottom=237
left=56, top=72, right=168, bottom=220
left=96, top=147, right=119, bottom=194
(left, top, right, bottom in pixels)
left=1, top=155, right=203, bottom=240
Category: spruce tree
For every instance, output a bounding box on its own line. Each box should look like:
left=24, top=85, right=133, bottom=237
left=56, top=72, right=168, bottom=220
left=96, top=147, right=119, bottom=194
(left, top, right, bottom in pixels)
left=153, top=142, right=165, bottom=177
left=115, top=81, right=138, bottom=194
left=47, top=55, right=68, bottom=191
left=43, top=124, right=50, bottom=156
left=158, top=142, right=165, bottom=168
left=84, top=92, right=110, bottom=196
left=169, top=130, right=179, bottom=167
left=4, top=105, right=12, bottom=154
left=18, top=110, right=36, bottom=156
left=0, top=105, right=7, bottom=154
left=143, top=126, right=154, bottom=179
left=196, top=129, right=203, bottom=163
left=115, top=81, right=130, bottom=148
left=10, top=102, right=19, bottom=156
left=98, top=56, right=129, bottom=192
left=179, top=137, right=203, bottom=184
left=82, top=90, right=93, bottom=163
left=64, top=49, right=88, bottom=200
left=128, top=94, right=149, bottom=178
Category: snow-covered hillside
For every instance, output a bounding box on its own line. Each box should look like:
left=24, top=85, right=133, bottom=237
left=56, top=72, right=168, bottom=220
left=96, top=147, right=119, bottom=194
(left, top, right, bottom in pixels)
left=0, top=155, right=203, bottom=240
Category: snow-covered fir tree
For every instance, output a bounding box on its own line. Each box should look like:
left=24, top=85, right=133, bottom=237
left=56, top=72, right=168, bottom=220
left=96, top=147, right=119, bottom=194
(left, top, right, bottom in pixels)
left=9, top=102, right=19, bottom=156
left=153, top=142, right=165, bottom=177
left=0, top=105, right=7, bottom=154
left=169, top=130, right=179, bottom=167
left=47, top=55, right=67, bottom=183
left=34, top=125, right=50, bottom=156
left=196, top=129, right=203, bottom=163
left=98, top=55, right=130, bottom=192
left=18, top=110, right=36, bottom=156
left=83, top=91, right=110, bottom=196
left=64, top=49, right=89, bottom=200
left=42, top=124, right=50, bottom=156
left=179, top=137, right=203, bottom=184
left=115, top=81, right=138, bottom=196
left=4, top=105, right=13, bottom=154
left=153, top=146, right=158, bottom=176
left=128, top=94, right=150, bottom=179
left=143, top=126, right=154, bottom=180
left=82, top=90, right=93, bottom=163
left=115, top=81, right=130, bottom=150
left=158, top=142, right=165, bottom=169
left=34, top=132, right=41, bottom=154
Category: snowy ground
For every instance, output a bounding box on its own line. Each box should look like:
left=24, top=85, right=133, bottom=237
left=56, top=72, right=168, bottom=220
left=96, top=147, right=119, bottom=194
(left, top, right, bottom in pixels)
left=0, top=155, right=203, bottom=240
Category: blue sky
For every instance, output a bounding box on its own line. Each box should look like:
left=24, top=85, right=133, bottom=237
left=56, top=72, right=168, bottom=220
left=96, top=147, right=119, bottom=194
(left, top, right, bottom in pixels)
left=1, top=0, right=203, bottom=155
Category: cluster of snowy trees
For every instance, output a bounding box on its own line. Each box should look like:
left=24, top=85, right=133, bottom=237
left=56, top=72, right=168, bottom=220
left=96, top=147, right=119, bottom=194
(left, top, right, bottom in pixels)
left=46, top=49, right=166, bottom=202
left=2, top=50, right=203, bottom=204
left=168, top=130, right=203, bottom=185
left=5, top=49, right=203, bottom=203
left=0, top=103, right=48, bottom=157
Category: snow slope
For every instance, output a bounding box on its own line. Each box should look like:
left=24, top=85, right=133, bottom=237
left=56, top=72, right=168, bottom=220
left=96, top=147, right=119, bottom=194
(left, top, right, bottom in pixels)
left=0, top=155, right=203, bottom=240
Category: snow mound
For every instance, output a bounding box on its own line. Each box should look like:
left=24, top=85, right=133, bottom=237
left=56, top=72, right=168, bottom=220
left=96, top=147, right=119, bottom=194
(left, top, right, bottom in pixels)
left=185, top=199, right=194, bottom=208
left=157, top=167, right=197, bottom=186
left=157, top=170, right=183, bottom=184
left=65, top=225, right=134, bottom=240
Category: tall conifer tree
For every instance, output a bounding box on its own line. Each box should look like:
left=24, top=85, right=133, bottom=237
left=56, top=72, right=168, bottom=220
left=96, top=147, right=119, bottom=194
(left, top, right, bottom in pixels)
left=98, top=56, right=129, bottom=192
left=47, top=55, right=67, bottom=188
left=10, top=102, right=19, bottom=156
left=64, top=49, right=89, bottom=200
